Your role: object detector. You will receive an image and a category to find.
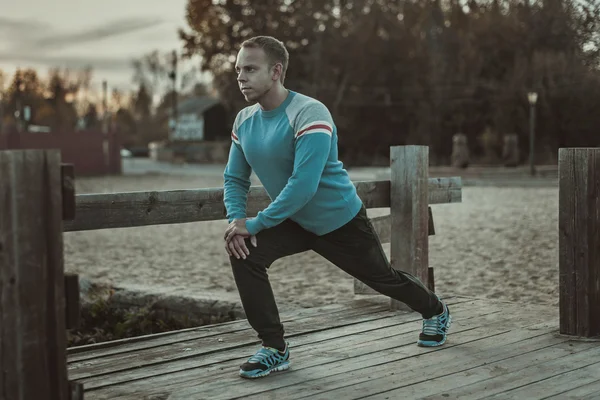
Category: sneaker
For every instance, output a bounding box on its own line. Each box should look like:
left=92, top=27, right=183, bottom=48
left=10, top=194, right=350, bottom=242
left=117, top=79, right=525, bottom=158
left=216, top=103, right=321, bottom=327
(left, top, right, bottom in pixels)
left=239, top=342, right=290, bottom=379
left=417, top=300, right=451, bottom=347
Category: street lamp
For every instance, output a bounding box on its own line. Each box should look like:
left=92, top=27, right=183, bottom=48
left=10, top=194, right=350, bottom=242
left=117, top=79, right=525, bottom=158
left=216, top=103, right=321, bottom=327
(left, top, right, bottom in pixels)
left=0, top=92, right=3, bottom=135
left=527, top=91, right=538, bottom=176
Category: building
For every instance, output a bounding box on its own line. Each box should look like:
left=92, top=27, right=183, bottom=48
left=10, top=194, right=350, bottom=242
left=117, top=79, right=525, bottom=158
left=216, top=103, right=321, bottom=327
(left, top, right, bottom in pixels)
left=169, top=95, right=229, bottom=142
left=153, top=95, right=231, bottom=164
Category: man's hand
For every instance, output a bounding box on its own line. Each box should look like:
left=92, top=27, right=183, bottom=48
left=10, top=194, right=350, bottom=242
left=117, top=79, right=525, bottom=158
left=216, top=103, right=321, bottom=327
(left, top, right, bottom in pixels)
left=224, top=218, right=251, bottom=242
left=225, top=234, right=257, bottom=259
left=224, top=219, right=257, bottom=259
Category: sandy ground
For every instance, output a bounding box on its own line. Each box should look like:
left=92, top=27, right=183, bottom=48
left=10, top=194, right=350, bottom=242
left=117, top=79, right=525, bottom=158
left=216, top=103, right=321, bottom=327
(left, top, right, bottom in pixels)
left=64, top=160, right=559, bottom=314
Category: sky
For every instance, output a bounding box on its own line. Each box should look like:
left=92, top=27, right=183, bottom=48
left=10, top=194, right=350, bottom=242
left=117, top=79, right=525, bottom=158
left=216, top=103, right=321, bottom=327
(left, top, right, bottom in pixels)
left=0, top=0, right=197, bottom=93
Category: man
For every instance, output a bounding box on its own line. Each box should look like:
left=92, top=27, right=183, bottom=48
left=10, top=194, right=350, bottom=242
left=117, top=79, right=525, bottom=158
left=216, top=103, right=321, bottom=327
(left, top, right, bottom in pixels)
left=223, top=36, right=451, bottom=379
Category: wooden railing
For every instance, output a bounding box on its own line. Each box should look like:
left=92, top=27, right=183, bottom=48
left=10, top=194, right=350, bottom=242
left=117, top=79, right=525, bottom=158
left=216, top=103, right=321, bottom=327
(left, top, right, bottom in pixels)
left=1, top=145, right=598, bottom=399
left=62, top=176, right=461, bottom=232
left=62, top=146, right=462, bottom=308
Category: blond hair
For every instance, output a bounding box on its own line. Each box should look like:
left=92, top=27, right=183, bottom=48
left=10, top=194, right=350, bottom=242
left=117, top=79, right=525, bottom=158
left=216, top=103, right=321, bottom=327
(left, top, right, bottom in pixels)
left=241, top=36, right=289, bottom=84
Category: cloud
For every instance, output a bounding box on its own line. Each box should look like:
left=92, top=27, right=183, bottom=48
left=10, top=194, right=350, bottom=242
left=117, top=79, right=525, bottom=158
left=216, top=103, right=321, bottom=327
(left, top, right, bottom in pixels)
left=0, top=16, right=52, bottom=31
left=30, top=17, right=164, bottom=50
left=0, top=16, right=169, bottom=88
left=1, top=16, right=164, bottom=53
left=0, top=16, right=54, bottom=41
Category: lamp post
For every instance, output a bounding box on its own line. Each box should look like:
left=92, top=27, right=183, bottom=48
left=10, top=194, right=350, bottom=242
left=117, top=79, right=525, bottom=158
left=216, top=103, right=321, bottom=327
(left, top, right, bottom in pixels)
left=15, top=75, right=23, bottom=133
left=0, top=92, right=3, bottom=135
left=527, top=91, right=538, bottom=176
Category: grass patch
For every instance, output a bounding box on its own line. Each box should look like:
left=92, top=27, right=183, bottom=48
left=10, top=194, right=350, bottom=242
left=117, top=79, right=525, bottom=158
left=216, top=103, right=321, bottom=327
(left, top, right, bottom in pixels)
left=67, top=286, right=236, bottom=347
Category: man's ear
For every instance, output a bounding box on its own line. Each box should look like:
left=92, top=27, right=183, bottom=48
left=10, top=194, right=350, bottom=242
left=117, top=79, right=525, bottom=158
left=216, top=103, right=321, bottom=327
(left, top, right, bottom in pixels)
left=271, top=63, right=283, bottom=82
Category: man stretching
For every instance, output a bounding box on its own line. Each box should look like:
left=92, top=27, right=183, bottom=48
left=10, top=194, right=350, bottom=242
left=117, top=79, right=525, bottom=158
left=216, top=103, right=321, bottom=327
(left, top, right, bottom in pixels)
left=223, top=36, right=451, bottom=379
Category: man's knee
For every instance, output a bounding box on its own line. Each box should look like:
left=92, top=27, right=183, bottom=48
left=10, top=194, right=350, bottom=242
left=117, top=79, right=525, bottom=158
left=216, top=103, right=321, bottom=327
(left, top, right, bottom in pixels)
left=229, top=251, right=270, bottom=273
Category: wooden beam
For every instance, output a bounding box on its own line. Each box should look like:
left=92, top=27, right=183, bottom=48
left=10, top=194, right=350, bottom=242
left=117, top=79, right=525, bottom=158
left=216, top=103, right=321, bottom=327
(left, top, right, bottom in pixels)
left=427, top=177, right=462, bottom=205
left=61, top=164, right=76, bottom=221
left=558, top=148, right=600, bottom=338
left=0, top=149, right=69, bottom=399
left=370, top=215, right=392, bottom=244
left=428, top=267, right=435, bottom=292
left=64, top=274, right=80, bottom=330
left=428, top=206, right=435, bottom=236
left=69, top=381, right=84, bottom=400
left=63, top=178, right=461, bottom=232
left=369, top=212, right=435, bottom=245
left=389, top=146, right=430, bottom=311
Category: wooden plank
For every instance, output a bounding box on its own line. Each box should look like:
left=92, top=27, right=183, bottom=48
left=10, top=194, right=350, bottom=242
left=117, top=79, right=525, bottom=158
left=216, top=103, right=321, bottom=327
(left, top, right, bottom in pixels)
left=62, top=177, right=461, bottom=232
left=223, top=314, right=558, bottom=400
left=72, top=298, right=482, bottom=391
left=78, top=307, right=430, bottom=391
left=233, top=324, right=568, bottom=400
left=558, top=148, right=600, bottom=337
left=0, top=150, right=69, bottom=399
left=61, top=163, right=76, bottom=221
left=390, top=145, right=430, bottom=310
left=64, top=273, right=80, bottom=329
left=403, top=344, right=600, bottom=400
left=80, top=299, right=504, bottom=397
left=123, top=304, right=556, bottom=400
left=544, top=378, right=600, bottom=399
left=77, top=296, right=524, bottom=398
left=487, top=361, right=600, bottom=399
left=68, top=303, right=400, bottom=379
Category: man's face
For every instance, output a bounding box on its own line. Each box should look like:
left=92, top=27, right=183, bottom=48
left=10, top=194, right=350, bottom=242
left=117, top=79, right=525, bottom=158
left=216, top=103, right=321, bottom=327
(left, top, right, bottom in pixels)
left=235, top=47, right=277, bottom=102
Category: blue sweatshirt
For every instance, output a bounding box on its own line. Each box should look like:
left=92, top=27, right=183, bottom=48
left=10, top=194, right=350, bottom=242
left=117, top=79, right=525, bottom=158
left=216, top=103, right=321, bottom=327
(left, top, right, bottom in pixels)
left=223, top=90, right=363, bottom=236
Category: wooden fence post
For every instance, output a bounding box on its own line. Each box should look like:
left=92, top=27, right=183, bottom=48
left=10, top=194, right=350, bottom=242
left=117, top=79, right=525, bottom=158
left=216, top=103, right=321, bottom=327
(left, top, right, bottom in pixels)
left=0, top=149, right=70, bottom=399
left=389, top=146, right=430, bottom=310
left=558, top=148, right=600, bottom=338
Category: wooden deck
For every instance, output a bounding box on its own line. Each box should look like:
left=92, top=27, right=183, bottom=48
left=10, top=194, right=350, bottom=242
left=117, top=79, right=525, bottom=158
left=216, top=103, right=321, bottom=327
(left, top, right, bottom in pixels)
left=67, top=296, right=600, bottom=400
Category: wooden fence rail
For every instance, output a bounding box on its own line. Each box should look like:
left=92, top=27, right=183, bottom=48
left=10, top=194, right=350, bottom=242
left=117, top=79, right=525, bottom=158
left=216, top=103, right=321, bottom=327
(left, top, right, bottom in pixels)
left=63, top=177, right=461, bottom=232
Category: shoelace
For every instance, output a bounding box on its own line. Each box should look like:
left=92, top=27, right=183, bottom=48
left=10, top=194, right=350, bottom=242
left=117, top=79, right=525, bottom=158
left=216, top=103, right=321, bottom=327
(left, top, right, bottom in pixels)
left=248, top=348, right=283, bottom=367
left=422, top=316, right=443, bottom=336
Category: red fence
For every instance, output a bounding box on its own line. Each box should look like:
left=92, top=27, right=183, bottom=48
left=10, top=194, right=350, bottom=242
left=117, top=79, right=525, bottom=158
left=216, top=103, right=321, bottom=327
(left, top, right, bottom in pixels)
left=0, top=128, right=121, bottom=176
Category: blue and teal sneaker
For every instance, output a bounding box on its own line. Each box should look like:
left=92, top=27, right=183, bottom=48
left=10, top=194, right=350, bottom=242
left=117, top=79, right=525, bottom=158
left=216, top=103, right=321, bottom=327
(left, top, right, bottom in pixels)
left=239, top=343, right=290, bottom=379
left=417, top=301, right=452, bottom=347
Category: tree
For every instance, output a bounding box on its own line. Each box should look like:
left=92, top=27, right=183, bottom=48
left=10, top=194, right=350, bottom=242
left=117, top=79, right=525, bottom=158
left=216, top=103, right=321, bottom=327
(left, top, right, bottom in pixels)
left=41, top=68, right=82, bottom=130
left=114, top=107, right=138, bottom=147
left=132, top=83, right=152, bottom=120
left=0, top=68, right=6, bottom=97
left=83, top=103, right=100, bottom=129
left=132, top=50, right=170, bottom=101
left=178, top=0, right=600, bottom=165
left=4, top=69, right=45, bottom=128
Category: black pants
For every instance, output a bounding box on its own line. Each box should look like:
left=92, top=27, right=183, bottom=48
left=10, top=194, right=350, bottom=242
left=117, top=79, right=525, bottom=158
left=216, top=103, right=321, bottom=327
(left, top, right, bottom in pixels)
left=229, top=205, right=442, bottom=350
